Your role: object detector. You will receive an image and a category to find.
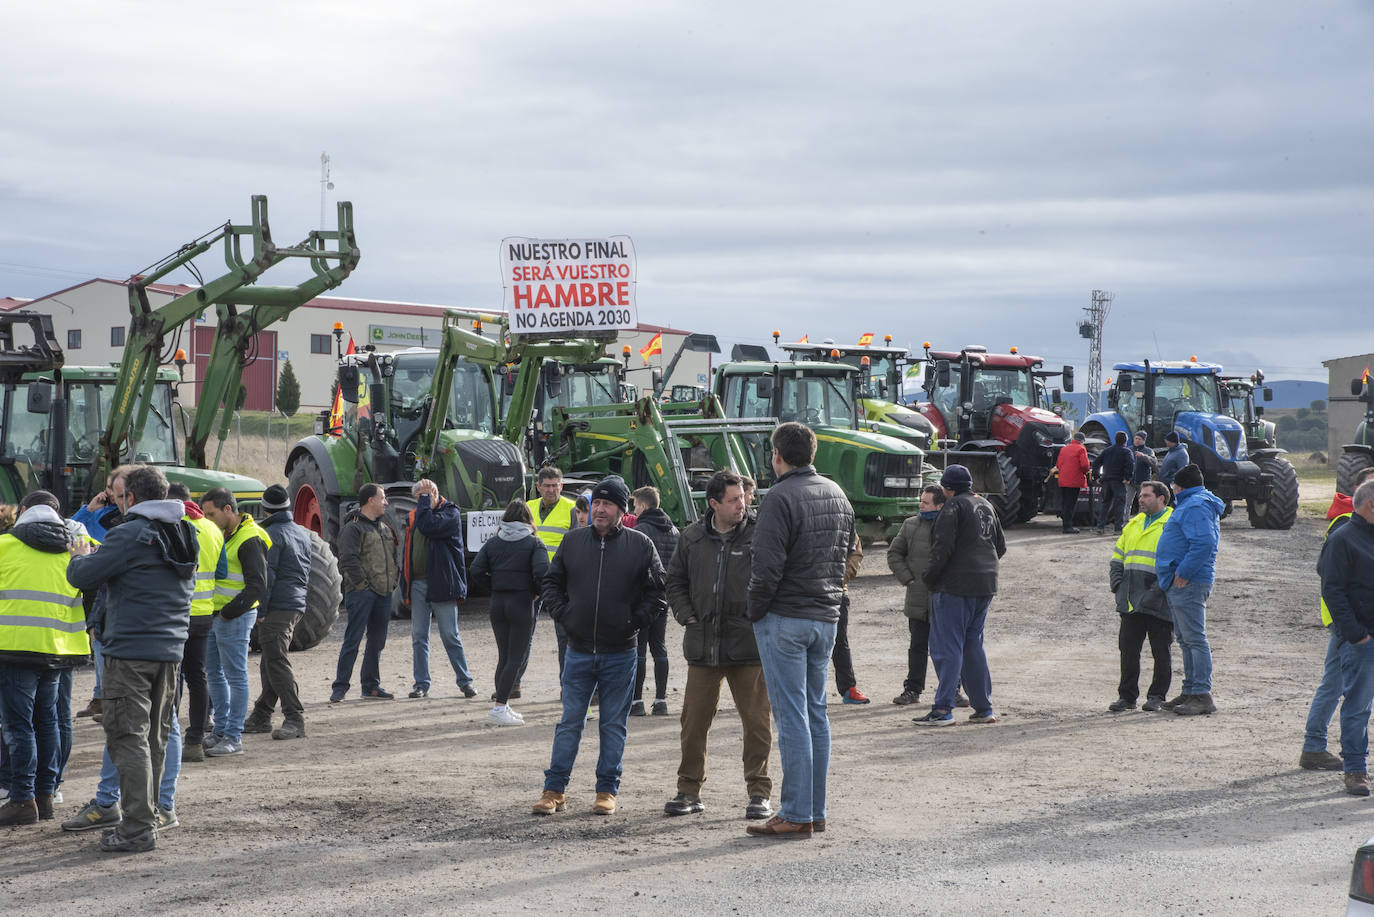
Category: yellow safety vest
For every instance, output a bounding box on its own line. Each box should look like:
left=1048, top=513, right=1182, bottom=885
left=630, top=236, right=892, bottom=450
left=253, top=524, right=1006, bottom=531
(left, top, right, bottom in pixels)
left=527, top=497, right=575, bottom=560
left=1111, top=507, right=1173, bottom=612
left=1320, top=513, right=1352, bottom=627
left=189, top=515, right=224, bottom=618
left=213, top=514, right=272, bottom=612
left=0, top=534, right=90, bottom=659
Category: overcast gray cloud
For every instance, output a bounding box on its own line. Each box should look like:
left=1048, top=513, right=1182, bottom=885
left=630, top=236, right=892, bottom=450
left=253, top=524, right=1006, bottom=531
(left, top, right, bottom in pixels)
left=2, top=1, right=1371, bottom=380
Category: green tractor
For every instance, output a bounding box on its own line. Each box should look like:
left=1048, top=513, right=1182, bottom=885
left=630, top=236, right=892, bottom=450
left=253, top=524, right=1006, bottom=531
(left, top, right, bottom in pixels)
left=1334, top=373, right=1374, bottom=495
left=712, top=346, right=923, bottom=541
left=773, top=334, right=937, bottom=451
left=1222, top=370, right=1278, bottom=453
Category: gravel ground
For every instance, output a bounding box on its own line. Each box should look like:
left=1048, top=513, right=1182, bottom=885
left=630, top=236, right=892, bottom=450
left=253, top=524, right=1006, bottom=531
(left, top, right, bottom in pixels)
left=1, top=484, right=1363, bottom=916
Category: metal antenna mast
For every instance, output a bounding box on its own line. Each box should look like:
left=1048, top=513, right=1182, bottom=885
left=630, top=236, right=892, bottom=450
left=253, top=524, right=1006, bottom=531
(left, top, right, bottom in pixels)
left=1078, top=289, right=1113, bottom=414
left=319, top=152, right=334, bottom=228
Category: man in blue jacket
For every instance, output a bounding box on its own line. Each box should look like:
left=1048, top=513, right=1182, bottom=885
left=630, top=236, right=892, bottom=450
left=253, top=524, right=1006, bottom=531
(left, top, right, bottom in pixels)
left=66, top=465, right=198, bottom=853
left=1155, top=463, right=1224, bottom=716
left=1092, top=431, right=1135, bottom=535
left=1158, top=431, right=1189, bottom=487
left=1319, top=479, right=1374, bottom=796
left=402, top=478, right=476, bottom=699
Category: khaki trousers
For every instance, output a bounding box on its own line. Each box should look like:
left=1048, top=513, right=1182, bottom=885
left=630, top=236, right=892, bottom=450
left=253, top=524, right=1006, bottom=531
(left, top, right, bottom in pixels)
left=102, top=658, right=178, bottom=835
left=677, top=663, right=772, bottom=799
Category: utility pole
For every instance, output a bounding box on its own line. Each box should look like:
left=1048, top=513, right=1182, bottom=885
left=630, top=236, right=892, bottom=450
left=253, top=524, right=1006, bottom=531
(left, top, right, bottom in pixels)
left=1078, top=289, right=1113, bottom=414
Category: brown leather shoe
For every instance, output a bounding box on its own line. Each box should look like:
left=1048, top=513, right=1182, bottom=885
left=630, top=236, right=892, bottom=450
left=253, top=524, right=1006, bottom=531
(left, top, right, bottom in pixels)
left=77, top=698, right=101, bottom=718
left=532, top=790, right=566, bottom=815
left=35, top=795, right=54, bottom=820
left=0, top=799, right=39, bottom=826
left=1299, top=750, right=1343, bottom=771
left=746, top=814, right=813, bottom=838
left=592, top=792, right=616, bottom=815
left=1345, top=772, right=1371, bottom=797
left=812, top=818, right=826, bottom=833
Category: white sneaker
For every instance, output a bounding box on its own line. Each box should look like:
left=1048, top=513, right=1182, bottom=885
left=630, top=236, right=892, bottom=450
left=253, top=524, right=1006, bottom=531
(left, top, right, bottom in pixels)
left=487, top=706, right=523, bottom=726
left=205, top=738, right=243, bottom=756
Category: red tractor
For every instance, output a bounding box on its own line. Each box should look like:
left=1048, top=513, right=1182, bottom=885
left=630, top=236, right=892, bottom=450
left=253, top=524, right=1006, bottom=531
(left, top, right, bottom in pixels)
left=915, top=344, right=1075, bottom=526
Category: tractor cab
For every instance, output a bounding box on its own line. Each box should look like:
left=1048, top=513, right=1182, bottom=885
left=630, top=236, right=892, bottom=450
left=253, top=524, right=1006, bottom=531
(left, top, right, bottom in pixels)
left=1221, top=370, right=1276, bottom=451
left=917, top=346, right=1069, bottom=445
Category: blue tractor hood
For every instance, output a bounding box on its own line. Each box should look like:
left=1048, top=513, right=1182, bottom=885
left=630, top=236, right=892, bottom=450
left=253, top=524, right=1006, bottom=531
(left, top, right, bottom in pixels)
left=1175, top=411, right=1248, bottom=461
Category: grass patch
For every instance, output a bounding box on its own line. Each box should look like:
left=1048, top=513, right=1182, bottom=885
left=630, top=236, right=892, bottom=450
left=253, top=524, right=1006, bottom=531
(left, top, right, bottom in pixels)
left=1292, top=459, right=1337, bottom=483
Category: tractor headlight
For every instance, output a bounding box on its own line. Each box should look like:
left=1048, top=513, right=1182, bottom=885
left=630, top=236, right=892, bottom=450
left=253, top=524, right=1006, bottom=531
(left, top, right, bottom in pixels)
left=1033, top=430, right=1053, bottom=448
left=1213, top=435, right=1231, bottom=460
left=884, top=476, right=912, bottom=489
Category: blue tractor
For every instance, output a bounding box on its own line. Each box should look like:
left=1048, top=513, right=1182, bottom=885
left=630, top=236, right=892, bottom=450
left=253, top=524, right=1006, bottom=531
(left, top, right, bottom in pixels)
left=1079, top=359, right=1298, bottom=529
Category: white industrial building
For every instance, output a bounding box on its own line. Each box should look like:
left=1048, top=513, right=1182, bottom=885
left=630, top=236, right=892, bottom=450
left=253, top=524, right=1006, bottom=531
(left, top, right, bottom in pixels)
left=1, top=278, right=710, bottom=412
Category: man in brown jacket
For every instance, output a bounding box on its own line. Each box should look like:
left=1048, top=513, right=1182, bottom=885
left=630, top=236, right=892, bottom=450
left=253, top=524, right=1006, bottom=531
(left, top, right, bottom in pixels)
left=662, top=470, right=773, bottom=821
left=331, top=484, right=399, bottom=701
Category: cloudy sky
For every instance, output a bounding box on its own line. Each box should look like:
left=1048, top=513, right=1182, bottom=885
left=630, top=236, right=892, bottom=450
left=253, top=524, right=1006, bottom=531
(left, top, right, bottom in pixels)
left=3, top=2, right=1371, bottom=382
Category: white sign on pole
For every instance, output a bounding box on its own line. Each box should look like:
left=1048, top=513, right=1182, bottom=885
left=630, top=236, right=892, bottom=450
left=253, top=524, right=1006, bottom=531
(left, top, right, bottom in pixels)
left=500, top=236, right=636, bottom=336
left=466, top=510, right=503, bottom=550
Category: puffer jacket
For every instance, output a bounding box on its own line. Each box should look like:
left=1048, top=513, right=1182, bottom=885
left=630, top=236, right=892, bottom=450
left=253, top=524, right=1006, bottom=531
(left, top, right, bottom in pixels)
left=886, top=513, right=935, bottom=620
left=470, top=522, right=548, bottom=594
left=1109, top=507, right=1172, bottom=621
left=542, top=522, right=667, bottom=654
left=1155, top=485, right=1224, bottom=591
left=67, top=498, right=198, bottom=663
left=401, top=494, right=467, bottom=604
left=1159, top=444, right=1190, bottom=485
left=1057, top=440, right=1090, bottom=489
left=634, top=507, right=680, bottom=570
left=747, top=465, right=854, bottom=623
left=1321, top=513, right=1374, bottom=645
left=667, top=510, right=758, bottom=666
left=337, top=508, right=399, bottom=596
left=923, top=490, right=1006, bottom=596
left=262, top=511, right=311, bottom=614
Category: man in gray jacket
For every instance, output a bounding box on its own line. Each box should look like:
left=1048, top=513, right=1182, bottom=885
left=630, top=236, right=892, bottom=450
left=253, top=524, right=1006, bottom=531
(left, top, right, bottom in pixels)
left=243, top=484, right=312, bottom=739
left=67, top=465, right=198, bottom=853
left=746, top=422, right=854, bottom=839
left=663, top=470, right=772, bottom=821
left=886, top=484, right=945, bottom=706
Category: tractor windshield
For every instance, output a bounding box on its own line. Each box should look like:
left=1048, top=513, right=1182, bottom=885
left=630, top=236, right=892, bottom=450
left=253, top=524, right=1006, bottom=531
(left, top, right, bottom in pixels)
left=1154, top=373, right=1224, bottom=418
left=66, top=380, right=178, bottom=465
left=780, top=370, right=855, bottom=428
left=1226, top=387, right=1252, bottom=424
left=721, top=373, right=775, bottom=419
left=971, top=367, right=1035, bottom=411
left=558, top=365, right=622, bottom=412
left=447, top=362, right=495, bottom=433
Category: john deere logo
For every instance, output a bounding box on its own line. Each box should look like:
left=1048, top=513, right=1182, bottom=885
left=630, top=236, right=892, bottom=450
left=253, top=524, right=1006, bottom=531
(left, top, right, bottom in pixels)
left=371, top=327, right=384, bottom=341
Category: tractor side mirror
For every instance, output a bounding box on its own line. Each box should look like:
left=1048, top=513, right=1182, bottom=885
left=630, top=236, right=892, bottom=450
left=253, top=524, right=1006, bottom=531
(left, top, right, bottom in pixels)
left=923, top=364, right=934, bottom=389
left=1051, top=388, right=1062, bottom=403
left=1118, top=375, right=1133, bottom=393
left=1255, top=405, right=1265, bottom=417
left=26, top=380, right=53, bottom=415
left=1108, top=389, right=1118, bottom=409
left=1353, top=378, right=1364, bottom=398
left=1262, top=387, right=1273, bottom=402
left=501, top=372, right=517, bottom=399
left=753, top=377, right=772, bottom=399
left=1061, top=365, right=1074, bottom=392
left=651, top=368, right=663, bottom=392
left=545, top=373, right=563, bottom=399
left=339, top=366, right=361, bottom=404
left=935, top=360, right=951, bottom=389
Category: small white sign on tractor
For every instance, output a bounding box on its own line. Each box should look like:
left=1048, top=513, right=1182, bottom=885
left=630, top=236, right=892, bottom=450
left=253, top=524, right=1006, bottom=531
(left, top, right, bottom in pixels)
left=500, top=236, right=636, bottom=337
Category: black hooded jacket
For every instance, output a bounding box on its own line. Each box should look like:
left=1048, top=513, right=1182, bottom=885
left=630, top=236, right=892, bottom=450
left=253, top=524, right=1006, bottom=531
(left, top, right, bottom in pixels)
left=541, top=523, right=667, bottom=654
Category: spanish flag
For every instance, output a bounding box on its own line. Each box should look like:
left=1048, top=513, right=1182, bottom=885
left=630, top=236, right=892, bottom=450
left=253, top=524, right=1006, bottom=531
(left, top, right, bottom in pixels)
left=797, top=334, right=809, bottom=343
left=640, top=332, right=663, bottom=364
left=327, top=335, right=356, bottom=435
left=857, top=332, right=874, bottom=346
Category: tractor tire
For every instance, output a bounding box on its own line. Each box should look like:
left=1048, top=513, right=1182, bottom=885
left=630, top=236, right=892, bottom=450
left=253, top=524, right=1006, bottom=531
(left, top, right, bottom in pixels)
left=986, top=452, right=1023, bottom=528
left=1247, top=456, right=1299, bottom=530
left=288, top=455, right=341, bottom=548
left=281, top=530, right=343, bottom=652
left=386, top=493, right=416, bottom=620
left=1337, top=451, right=1374, bottom=496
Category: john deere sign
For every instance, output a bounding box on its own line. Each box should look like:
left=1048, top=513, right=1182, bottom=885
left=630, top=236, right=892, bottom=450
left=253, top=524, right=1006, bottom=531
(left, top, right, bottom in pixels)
left=368, top=324, right=442, bottom=347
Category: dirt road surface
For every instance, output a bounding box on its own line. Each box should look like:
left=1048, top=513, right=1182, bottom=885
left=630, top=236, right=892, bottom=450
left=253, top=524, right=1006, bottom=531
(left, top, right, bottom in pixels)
left=3, top=492, right=1364, bottom=916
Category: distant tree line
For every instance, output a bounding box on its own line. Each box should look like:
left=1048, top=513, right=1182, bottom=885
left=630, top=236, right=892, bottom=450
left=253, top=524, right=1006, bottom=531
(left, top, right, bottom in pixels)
left=1275, top=400, right=1327, bottom=453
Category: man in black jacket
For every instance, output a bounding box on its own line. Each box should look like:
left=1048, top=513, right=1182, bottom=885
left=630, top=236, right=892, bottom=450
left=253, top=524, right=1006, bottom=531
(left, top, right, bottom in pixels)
left=915, top=464, right=1006, bottom=727
left=630, top=485, right=678, bottom=717
left=532, top=475, right=666, bottom=818
left=242, top=484, right=312, bottom=740
left=746, top=422, right=854, bottom=840
left=1319, top=479, right=1374, bottom=797
left=1093, top=431, right=1135, bottom=535
left=662, top=470, right=772, bottom=821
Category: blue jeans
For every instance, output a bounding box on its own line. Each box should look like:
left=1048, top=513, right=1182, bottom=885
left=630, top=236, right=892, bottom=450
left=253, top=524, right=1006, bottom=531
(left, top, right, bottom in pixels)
left=334, top=590, right=391, bottom=696
left=929, top=593, right=994, bottom=714
left=92, top=637, right=103, bottom=700
left=1304, top=629, right=1342, bottom=753
left=56, top=667, right=73, bottom=790
left=206, top=609, right=258, bottom=742
left=410, top=580, right=473, bottom=693
left=544, top=647, right=636, bottom=795
left=1339, top=638, right=1374, bottom=773
left=96, top=714, right=180, bottom=811
left=753, top=614, right=836, bottom=824
left=1166, top=579, right=1213, bottom=694
left=0, top=664, right=63, bottom=801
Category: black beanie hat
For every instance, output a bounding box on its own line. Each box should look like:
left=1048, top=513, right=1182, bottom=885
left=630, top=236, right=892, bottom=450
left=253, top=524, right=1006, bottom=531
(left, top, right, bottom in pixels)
left=1165, top=431, right=1180, bottom=445
left=590, top=475, right=630, bottom=512
left=1173, top=463, right=1203, bottom=490
left=261, top=484, right=290, bottom=511
left=940, top=464, right=973, bottom=492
